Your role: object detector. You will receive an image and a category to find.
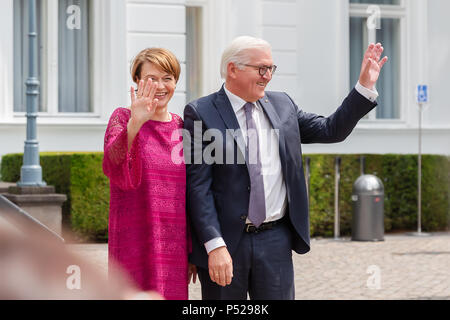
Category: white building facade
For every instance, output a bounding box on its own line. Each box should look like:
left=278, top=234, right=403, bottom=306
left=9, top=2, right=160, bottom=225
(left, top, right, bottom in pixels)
left=0, top=0, right=449, bottom=162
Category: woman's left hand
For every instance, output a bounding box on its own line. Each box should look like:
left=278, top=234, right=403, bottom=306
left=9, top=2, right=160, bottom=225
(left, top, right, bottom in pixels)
left=188, top=263, right=197, bottom=284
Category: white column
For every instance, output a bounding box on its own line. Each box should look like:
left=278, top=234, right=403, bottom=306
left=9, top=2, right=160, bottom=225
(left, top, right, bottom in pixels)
left=92, top=0, right=128, bottom=120
left=203, top=0, right=233, bottom=91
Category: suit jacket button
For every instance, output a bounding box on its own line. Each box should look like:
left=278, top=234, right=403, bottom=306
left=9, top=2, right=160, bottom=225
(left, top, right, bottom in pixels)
left=247, top=186, right=251, bottom=192
left=241, top=215, right=247, bottom=220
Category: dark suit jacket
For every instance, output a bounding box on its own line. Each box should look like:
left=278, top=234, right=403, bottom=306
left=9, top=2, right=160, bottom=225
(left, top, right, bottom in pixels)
left=184, top=86, right=376, bottom=269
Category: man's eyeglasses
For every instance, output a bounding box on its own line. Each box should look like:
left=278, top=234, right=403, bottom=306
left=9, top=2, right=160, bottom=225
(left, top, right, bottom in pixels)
left=240, top=64, right=277, bottom=77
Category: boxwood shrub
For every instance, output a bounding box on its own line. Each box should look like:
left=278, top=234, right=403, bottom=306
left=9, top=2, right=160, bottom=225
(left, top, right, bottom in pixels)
left=306, top=154, right=450, bottom=237
left=1, top=152, right=109, bottom=242
left=1, top=153, right=449, bottom=241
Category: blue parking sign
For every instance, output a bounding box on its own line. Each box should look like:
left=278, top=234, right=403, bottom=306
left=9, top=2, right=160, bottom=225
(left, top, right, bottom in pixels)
left=417, top=85, right=428, bottom=103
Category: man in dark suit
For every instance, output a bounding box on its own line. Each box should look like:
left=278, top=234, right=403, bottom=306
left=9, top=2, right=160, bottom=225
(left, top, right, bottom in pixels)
left=184, top=36, right=388, bottom=300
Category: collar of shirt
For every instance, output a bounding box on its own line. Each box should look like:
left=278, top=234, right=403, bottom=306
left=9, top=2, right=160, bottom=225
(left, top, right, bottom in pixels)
left=223, top=85, right=262, bottom=114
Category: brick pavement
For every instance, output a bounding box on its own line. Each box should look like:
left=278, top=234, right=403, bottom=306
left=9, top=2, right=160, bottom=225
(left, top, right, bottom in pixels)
left=68, top=232, right=450, bottom=300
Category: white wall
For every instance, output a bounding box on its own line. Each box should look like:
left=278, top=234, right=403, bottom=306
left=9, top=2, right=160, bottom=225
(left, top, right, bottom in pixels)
left=296, top=0, right=349, bottom=119
left=262, top=0, right=300, bottom=103
left=126, top=0, right=187, bottom=117
left=301, top=0, right=450, bottom=155
left=427, top=0, right=450, bottom=128
left=1, top=0, right=449, bottom=166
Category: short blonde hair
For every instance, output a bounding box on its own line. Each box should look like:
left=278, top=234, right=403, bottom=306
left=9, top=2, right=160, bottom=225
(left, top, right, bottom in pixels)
left=220, top=36, right=272, bottom=79
left=131, top=48, right=181, bottom=84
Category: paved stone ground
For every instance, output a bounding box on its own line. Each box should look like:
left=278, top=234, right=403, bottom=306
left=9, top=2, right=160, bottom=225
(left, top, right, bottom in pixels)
left=68, top=232, right=450, bottom=300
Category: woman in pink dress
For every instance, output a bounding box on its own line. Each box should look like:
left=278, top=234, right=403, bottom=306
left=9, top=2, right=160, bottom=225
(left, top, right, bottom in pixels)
left=103, top=48, right=196, bottom=300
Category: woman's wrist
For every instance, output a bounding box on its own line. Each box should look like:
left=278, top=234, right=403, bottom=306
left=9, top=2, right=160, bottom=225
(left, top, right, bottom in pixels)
left=128, top=116, right=144, bottom=132
left=127, top=117, right=143, bottom=151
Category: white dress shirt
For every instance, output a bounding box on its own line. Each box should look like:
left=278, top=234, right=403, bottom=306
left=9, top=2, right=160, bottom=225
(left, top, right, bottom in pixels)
left=223, top=85, right=288, bottom=225
left=204, top=82, right=378, bottom=254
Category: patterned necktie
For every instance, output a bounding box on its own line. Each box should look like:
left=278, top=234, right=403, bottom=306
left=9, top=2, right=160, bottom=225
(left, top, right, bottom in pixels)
left=244, top=102, right=266, bottom=227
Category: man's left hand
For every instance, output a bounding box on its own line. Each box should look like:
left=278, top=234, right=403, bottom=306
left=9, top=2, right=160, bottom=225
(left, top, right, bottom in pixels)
left=359, top=43, right=388, bottom=90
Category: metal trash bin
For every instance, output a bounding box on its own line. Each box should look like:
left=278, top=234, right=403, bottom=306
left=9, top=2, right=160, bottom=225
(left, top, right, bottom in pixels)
left=351, top=175, right=384, bottom=241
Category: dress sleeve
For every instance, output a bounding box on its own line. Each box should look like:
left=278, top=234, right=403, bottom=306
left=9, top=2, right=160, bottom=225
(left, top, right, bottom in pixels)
left=102, top=108, right=142, bottom=191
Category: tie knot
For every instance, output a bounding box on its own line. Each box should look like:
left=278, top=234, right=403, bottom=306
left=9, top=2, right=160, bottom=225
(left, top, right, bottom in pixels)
left=244, top=102, right=254, bottom=115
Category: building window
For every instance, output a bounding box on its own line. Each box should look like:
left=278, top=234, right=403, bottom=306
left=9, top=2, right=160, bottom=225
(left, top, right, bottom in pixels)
left=350, top=0, right=405, bottom=120
left=13, top=0, right=92, bottom=114
left=58, top=0, right=91, bottom=113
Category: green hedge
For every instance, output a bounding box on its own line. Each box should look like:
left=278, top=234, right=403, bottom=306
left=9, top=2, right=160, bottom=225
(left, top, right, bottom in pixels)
left=1, top=153, right=449, bottom=241
left=1, top=152, right=109, bottom=242
left=306, top=154, right=450, bottom=237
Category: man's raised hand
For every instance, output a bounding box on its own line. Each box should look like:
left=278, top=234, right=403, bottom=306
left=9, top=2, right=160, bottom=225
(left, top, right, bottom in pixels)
left=359, top=43, right=388, bottom=90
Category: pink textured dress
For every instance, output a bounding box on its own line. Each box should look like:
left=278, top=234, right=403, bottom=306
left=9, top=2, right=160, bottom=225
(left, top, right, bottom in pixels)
left=103, top=107, right=188, bottom=300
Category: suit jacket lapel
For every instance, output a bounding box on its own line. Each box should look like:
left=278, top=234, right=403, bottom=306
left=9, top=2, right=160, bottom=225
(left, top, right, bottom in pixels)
left=213, top=88, right=288, bottom=175
left=258, top=95, right=288, bottom=178
left=214, top=86, right=247, bottom=162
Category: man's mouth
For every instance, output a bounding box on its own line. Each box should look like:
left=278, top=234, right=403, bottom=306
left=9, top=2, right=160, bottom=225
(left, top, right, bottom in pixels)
left=257, top=82, right=266, bottom=87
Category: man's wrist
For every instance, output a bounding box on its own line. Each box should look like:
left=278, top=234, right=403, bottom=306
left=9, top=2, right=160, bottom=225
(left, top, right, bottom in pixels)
left=205, top=237, right=227, bottom=254
left=355, top=81, right=379, bottom=103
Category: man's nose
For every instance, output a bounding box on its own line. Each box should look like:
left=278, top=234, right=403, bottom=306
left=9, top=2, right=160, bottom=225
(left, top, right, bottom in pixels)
left=262, top=70, right=272, bottom=80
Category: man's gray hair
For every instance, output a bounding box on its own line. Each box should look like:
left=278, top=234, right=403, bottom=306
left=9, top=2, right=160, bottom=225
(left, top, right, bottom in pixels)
left=220, top=36, right=272, bottom=79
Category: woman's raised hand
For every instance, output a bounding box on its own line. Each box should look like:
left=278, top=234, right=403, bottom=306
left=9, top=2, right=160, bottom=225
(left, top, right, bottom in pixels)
left=130, top=79, right=159, bottom=126
left=126, top=79, right=159, bottom=151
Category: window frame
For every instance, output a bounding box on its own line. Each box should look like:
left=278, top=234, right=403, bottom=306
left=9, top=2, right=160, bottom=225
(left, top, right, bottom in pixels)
left=349, top=0, right=407, bottom=123
left=0, top=0, right=128, bottom=125
left=13, top=0, right=97, bottom=118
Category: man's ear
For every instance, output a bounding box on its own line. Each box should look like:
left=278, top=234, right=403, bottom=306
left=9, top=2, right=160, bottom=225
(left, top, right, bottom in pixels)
left=228, top=62, right=238, bottom=79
